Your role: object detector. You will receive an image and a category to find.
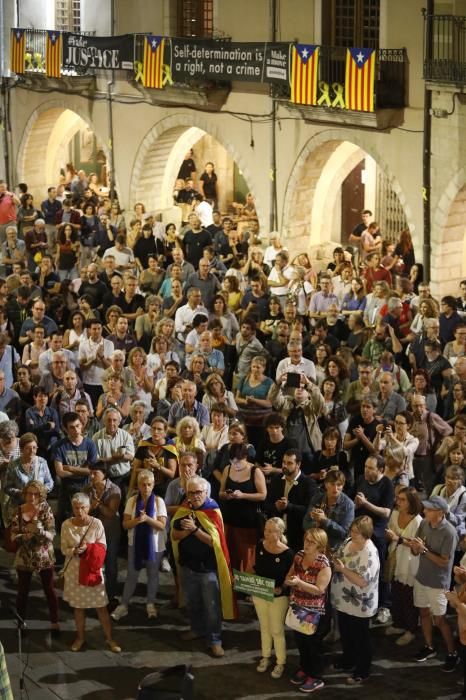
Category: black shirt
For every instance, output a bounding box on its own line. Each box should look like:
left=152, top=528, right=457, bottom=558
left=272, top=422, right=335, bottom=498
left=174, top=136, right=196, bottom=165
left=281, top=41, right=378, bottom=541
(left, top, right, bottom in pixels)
left=174, top=513, right=217, bottom=572
left=183, top=228, right=212, bottom=269
left=355, top=475, right=394, bottom=537
left=256, top=436, right=297, bottom=470
left=79, top=280, right=107, bottom=309
left=346, top=415, right=381, bottom=480
left=178, top=158, right=196, bottom=180
left=254, top=543, right=294, bottom=594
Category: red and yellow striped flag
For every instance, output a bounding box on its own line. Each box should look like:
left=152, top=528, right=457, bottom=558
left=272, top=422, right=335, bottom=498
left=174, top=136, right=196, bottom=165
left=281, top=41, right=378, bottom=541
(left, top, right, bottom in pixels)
left=10, top=28, right=25, bottom=74
left=290, top=44, right=319, bottom=105
left=143, top=35, right=165, bottom=89
left=46, top=30, right=62, bottom=78
left=345, top=48, right=376, bottom=112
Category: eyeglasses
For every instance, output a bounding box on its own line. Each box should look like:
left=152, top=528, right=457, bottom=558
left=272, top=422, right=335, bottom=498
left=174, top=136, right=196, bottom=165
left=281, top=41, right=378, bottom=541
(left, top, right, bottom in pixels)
left=395, top=420, right=407, bottom=425
left=187, top=490, right=204, bottom=497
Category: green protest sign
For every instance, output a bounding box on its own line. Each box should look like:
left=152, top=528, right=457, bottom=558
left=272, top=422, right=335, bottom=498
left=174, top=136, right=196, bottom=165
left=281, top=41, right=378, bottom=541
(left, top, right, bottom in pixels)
left=233, top=569, right=275, bottom=602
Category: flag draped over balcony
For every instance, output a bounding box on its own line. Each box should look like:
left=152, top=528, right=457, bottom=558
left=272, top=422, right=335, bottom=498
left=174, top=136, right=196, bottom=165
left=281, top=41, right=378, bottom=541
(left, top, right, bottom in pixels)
left=143, top=35, right=165, bottom=88
left=290, top=44, right=319, bottom=105
left=46, top=31, right=62, bottom=78
left=10, top=29, right=25, bottom=74
left=345, top=47, right=376, bottom=112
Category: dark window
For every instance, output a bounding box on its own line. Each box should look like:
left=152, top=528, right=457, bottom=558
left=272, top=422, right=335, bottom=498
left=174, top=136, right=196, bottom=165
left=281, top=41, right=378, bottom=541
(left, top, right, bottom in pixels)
left=177, top=0, right=214, bottom=38
left=322, top=0, right=380, bottom=48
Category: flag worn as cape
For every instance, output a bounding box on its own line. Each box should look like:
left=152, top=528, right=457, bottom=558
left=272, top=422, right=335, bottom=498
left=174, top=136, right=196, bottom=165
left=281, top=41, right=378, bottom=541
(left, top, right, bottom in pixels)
left=171, top=497, right=235, bottom=619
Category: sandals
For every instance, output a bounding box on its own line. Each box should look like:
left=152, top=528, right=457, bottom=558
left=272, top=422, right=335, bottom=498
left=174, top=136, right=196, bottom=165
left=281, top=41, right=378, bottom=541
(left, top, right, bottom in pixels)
left=71, top=638, right=85, bottom=652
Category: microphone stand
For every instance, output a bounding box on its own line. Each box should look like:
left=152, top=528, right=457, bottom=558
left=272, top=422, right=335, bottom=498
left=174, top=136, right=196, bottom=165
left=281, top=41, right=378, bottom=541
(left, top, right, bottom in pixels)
left=11, top=608, right=26, bottom=700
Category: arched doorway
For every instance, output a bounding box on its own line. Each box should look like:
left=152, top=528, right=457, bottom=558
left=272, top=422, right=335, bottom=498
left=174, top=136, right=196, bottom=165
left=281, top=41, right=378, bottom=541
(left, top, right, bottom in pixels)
left=130, top=115, right=258, bottom=225
left=432, top=172, right=466, bottom=296
left=17, top=102, right=111, bottom=203
left=282, top=134, right=411, bottom=258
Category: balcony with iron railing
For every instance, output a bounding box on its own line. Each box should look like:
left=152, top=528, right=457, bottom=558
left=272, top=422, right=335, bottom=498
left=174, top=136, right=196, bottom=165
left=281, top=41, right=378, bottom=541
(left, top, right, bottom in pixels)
left=14, top=29, right=407, bottom=120
left=423, top=13, right=466, bottom=84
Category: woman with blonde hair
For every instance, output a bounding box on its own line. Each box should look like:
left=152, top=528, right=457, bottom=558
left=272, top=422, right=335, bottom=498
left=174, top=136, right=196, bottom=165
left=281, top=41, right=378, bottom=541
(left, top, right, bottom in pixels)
left=202, top=373, right=238, bottom=419
left=128, top=346, right=154, bottom=408
left=174, top=416, right=206, bottom=466
left=253, top=517, right=294, bottom=680
left=285, top=527, right=331, bottom=693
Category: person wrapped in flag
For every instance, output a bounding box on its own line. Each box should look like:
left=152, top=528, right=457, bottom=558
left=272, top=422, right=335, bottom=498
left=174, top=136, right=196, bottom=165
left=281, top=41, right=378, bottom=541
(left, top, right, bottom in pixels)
left=171, top=475, right=235, bottom=658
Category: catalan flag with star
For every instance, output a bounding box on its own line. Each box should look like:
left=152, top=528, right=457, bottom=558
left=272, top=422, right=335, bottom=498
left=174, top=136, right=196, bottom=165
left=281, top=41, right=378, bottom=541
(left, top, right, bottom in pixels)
left=345, top=47, right=376, bottom=112
left=10, top=28, right=25, bottom=74
left=143, top=35, right=165, bottom=89
left=290, top=44, right=319, bottom=105
left=46, top=30, right=62, bottom=78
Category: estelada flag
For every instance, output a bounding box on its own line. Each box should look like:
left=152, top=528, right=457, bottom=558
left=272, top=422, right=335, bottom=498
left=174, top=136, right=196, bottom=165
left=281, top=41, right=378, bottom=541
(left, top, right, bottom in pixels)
left=10, top=28, right=25, bottom=74
left=143, top=35, right=165, bottom=89
left=46, top=30, right=62, bottom=78
left=290, top=44, right=319, bottom=105
left=345, top=47, right=376, bottom=112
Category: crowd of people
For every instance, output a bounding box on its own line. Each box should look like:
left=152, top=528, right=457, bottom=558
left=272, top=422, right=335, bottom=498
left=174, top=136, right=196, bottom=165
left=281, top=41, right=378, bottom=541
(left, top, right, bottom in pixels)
left=1, top=161, right=466, bottom=696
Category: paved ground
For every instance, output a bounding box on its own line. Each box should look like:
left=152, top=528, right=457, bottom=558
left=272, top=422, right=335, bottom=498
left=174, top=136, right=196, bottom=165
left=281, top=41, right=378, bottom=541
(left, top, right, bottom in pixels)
left=0, top=548, right=465, bottom=700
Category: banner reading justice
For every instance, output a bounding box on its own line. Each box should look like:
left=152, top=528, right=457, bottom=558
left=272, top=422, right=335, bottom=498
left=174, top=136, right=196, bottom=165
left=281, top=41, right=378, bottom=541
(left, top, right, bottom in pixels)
left=63, top=33, right=134, bottom=71
left=167, top=39, right=290, bottom=85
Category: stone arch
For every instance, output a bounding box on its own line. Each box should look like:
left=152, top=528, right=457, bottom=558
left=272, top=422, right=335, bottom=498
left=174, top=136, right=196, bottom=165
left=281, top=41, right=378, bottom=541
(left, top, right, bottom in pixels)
left=17, top=99, right=113, bottom=202
left=281, top=129, right=412, bottom=256
left=130, top=113, right=262, bottom=223
left=431, top=169, right=466, bottom=296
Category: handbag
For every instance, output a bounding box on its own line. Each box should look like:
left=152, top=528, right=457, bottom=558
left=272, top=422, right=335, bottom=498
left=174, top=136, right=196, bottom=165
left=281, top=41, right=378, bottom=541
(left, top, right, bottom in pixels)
left=285, top=601, right=320, bottom=636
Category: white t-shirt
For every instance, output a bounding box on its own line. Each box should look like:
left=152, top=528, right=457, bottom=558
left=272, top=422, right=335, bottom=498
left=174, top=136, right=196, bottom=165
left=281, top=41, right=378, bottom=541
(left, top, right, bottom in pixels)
left=78, top=337, right=114, bottom=385
left=125, top=494, right=167, bottom=551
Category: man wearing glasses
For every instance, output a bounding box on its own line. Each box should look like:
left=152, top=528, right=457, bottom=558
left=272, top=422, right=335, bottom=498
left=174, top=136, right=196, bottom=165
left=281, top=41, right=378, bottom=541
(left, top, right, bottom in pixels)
left=171, top=475, right=234, bottom=658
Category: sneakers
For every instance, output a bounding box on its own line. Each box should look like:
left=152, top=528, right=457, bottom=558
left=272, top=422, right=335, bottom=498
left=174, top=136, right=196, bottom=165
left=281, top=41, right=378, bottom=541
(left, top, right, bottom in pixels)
left=300, top=677, right=324, bottom=693
left=443, top=652, right=460, bottom=673
left=256, top=657, right=271, bottom=673
left=210, top=643, right=225, bottom=658
left=415, top=645, right=437, bottom=662
left=146, top=603, right=157, bottom=619
left=375, top=607, right=391, bottom=624
left=385, top=625, right=405, bottom=636
left=271, top=664, right=285, bottom=679
left=291, top=670, right=308, bottom=685
left=396, top=631, right=415, bottom=646
left=160, top=557, right=171, bottom=573
left=111, top=604, right=128, bottom=621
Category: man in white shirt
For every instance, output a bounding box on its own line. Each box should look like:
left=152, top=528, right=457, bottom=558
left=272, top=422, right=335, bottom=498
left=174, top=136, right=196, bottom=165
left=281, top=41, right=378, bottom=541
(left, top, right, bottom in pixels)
left=92, top=406, right=135, bottom=494
left=174, top=287, right=209, bottom=344
left=332, top=264, right=354, bottom=308
left=103, top=233, right=136, bottom=272
left=78, top=319, right=114, bottom=404
left=267, top=251, right=293, bottom=310
left=38, top=331, right=77, bottom=373
left=276, top=341, right=317, bottom=388
left=193, top=194, right=214, bottom=229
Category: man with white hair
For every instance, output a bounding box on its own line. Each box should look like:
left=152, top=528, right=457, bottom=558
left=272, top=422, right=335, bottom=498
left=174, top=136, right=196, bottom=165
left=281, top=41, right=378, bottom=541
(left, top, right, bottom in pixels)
left=102, top=349, right=135, bottom=395
left=168, top=380, right=209, bottom=434
left=38, top=331, right=77, bottom=373
left=171, top=475, right=234, bottom=657
left=276, top=341, right=316, bottom=385
left=24, top=218, right=48, bottom=272
left=92, top=406, right=135, bottom=494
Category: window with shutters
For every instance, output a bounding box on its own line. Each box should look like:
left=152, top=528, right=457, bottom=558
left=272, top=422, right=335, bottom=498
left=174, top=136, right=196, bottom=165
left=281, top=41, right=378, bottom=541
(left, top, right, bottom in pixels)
left=55, top=0, right=81, bottom=32
left=177, top=0, right=214, bottom=38
left=322, top=0, right=380, bottom=48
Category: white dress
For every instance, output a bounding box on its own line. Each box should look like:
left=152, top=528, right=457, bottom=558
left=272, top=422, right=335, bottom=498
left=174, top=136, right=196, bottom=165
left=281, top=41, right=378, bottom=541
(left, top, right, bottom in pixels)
left=61, top=517, right=109, bottom=609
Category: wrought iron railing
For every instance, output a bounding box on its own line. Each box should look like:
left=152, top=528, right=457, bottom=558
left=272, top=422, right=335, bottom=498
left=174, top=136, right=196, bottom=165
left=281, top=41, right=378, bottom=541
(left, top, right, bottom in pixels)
left=19, top=28, right=95, bottom=76
left=423, top=13, right=466, bottom=83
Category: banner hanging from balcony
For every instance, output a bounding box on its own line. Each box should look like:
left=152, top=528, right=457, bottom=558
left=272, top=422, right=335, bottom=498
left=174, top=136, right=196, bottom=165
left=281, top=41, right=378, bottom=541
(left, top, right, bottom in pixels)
left=46, top=31, right=62, bottom=78
left=143, top=36, right=165, bottom=88
left=290, top=44, right=319, bottom=105
left=345, top=47, right=376, bottom=112
left=10, top=29, right=25, bottom=74
left=167, top=39, right=290, bottom=85
left=63, top=33, right=134, bottom=72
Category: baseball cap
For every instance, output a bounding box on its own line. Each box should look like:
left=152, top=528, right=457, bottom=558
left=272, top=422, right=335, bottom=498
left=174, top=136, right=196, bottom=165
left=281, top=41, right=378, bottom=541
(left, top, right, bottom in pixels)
left=422, top=495, right=448, bottom=512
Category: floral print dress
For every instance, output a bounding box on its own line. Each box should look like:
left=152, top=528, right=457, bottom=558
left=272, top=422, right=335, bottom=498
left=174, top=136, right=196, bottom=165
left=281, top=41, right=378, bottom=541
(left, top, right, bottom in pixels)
left=331, top=538, right=380, bottom=617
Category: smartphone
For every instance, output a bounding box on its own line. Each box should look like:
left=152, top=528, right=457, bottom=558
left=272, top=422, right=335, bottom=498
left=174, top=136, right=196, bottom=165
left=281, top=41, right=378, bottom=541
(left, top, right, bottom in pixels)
left=226, top=488, right=234, bottom=494
left=286, top=372, right=301, bottom=388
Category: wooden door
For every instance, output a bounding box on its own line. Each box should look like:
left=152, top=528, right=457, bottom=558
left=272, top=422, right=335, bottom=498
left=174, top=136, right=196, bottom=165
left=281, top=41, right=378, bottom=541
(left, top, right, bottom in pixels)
left=341, top=159, right=365, bottom=243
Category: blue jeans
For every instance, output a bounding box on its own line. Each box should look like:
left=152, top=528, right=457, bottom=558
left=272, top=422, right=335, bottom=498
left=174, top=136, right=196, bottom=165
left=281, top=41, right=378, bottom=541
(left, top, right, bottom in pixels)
left=180, top=566, right=222, bottom=645
left=121, top=546, right=163, bottom=605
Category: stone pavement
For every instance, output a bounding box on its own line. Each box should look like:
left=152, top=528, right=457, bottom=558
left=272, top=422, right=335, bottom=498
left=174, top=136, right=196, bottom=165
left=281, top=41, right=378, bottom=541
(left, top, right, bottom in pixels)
left=0, top=548, right=464, bottom=700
